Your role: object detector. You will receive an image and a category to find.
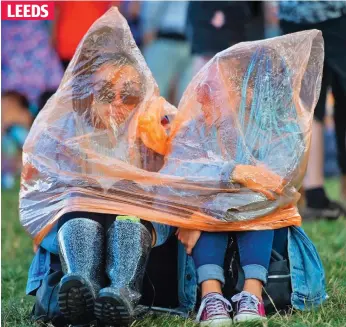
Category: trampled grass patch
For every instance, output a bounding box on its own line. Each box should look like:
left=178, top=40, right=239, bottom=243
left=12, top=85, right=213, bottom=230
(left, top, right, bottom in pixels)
left=2, top=179, right=346, bottom=326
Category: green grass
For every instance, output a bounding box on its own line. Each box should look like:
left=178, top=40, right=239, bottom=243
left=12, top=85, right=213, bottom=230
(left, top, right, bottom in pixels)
left=2, top=179, right=346, bottom=327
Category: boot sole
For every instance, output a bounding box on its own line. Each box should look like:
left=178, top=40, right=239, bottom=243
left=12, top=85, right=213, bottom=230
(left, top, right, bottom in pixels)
left=94, top=292, right=132, bottom=326
left=58, top=275, right=95, bottom=325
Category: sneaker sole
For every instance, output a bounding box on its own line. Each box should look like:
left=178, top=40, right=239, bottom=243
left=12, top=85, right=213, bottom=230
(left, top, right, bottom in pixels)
left=94, top=292, right=132, bottom=326
left=200, top=318, right=233, bottom=327
left=58, top=275, right=95, bottom=325
left=233, top=313, right=267, bottom=323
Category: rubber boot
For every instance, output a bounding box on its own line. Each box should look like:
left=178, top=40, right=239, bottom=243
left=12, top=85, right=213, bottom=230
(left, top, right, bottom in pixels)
left=95, top=220, right=152, bottom=326
left=57, top=218, right=105, bottom=325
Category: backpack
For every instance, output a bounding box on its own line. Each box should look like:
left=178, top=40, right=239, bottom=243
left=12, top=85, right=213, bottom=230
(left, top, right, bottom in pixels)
left=223, top=234, right=292, bottom=313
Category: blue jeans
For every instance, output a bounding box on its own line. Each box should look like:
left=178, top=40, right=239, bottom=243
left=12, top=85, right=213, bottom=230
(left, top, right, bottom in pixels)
left=192, top=228, right=288, bottom=285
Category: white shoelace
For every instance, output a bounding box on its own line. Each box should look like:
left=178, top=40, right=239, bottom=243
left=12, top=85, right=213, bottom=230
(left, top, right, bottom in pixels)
left=231, top=291, right=260, bottom=312
left=196, top=293, right=232, bottom=322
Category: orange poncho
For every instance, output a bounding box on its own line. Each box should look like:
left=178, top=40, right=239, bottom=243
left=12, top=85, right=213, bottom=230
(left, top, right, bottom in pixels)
left=19, top=8, right=324, bottom=245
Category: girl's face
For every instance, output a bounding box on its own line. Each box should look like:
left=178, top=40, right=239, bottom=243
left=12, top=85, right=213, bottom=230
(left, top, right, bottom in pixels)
left=195, top=60, right=256, bottom=131
left=196, top=63, right=228, bottom=125
left=91, top=62, right=142, bottom=129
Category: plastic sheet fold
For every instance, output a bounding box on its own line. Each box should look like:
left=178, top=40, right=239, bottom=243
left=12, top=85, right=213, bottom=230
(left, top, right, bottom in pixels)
left=19, top=8, right=324, bottom=244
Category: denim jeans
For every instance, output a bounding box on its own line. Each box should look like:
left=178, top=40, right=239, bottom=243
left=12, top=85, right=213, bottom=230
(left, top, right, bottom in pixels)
left=192, top=232, right=229, bottom=285
left=192, top=228, right=288, bottom=285
left=237, top=230, right=274, bottom=283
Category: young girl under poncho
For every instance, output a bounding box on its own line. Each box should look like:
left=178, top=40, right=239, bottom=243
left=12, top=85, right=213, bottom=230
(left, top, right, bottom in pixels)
left=20, top=20, right=176, bottom=327
left=160, top=44, right=310, bottom=325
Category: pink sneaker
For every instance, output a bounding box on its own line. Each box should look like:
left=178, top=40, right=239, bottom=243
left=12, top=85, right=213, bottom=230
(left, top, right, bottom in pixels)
left=196, top=292, right=233, bottom=326
left=232, top=291, right=267, bottom=323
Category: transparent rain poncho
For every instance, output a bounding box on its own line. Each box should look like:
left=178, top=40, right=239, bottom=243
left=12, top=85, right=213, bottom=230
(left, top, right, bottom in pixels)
left=19, top=8, right=324, bottom=244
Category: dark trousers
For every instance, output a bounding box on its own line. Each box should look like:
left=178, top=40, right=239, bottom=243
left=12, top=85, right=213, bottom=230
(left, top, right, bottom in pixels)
left=281, top=16, right=346, bottom=174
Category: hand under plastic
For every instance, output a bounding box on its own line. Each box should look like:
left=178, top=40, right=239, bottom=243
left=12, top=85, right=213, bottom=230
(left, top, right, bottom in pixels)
left=138, top=96, right=169, bottom=156
left=176, top=228, right=201, bottom=255
left=232, top=165, right=285, bottom=200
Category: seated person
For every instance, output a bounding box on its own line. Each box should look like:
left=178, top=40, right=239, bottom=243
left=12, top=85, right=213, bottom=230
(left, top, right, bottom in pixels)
left=158, top=30, right=327, bottom=325
left=20, top=8, right=176, bottom=327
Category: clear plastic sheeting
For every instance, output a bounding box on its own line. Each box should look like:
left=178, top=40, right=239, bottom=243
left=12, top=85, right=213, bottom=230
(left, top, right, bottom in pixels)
left=19, top=7, right=324, bottom=244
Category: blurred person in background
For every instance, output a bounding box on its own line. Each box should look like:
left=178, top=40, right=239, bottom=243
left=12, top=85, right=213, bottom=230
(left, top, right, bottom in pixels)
left=279, top=1, right=346, bottom=219
left=1, top=91, right=33, bottom=189
left=52, top=1, right=119, bottom=70
left=247, top=1, right=266, bottom=41
left=186, top=1, right=252, bottom=75
left=141, top=1, right=191, bottom=106
left=324, top=94, right=341, bottom=178
left=1, top=89, right=58, bottom=190
left=121, top=1, right=142, bottom=47
left=1, top=20, right=64, bottom=107
left=263, top=1, right=281, bottom=38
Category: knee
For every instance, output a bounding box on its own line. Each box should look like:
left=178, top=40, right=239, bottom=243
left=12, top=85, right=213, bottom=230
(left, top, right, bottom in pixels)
left=150, top=222, right=175, bottom=247
left=192, top=232, right=228, bottom=267
left=58, top=212, right=99, bottom=230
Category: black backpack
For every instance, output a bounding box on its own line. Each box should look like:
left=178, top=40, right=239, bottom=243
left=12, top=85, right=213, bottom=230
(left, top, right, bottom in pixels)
left=223, top=234, right=292, bottom=314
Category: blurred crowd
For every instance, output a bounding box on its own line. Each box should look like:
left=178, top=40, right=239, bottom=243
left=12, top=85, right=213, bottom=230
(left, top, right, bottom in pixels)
left=1, top=1, right=345, bottom=219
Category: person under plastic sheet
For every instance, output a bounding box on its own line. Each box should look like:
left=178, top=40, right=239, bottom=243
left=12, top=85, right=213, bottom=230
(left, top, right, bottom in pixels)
left=155, top=37, right=325, bottom=324
left=19, top=25, right=175, bottom=243
left=20, top=13, right=178, bottom=326
left=157, top=44, right=308, bottom=223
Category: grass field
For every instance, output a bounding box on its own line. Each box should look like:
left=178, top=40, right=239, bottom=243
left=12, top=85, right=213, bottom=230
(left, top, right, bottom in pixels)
left=2, top=179, right=346, bottom=327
